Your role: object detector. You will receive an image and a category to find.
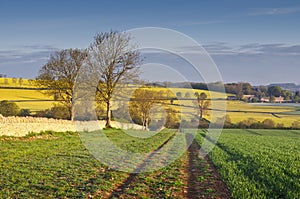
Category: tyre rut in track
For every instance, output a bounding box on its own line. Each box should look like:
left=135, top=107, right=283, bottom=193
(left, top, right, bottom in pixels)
left=185, top=133, right=231, bottom=199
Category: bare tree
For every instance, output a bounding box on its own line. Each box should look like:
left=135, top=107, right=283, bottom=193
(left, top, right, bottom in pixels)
left=194, top=92, right=210, bottom=121
left=84, top=31, right=141, bottom=128
left=36, top=48, right=87, bottom=120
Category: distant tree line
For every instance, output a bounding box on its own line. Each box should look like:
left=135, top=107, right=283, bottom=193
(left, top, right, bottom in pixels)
left=224, top=83, right=297, bottom=102
left=2, top=100, right=300, bottom=130
left=153, top=81, right=300, bottom=103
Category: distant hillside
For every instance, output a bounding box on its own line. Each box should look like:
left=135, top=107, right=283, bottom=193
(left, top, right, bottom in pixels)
left=268, top=83, right=300, bottom=92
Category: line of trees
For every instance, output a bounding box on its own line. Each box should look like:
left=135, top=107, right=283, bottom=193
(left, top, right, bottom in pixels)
left=154, top=81, right=300, bottom=103
left=35, top=30, right=212, bottom=130
left=224, top=83, right=298, bottom=102
left=35, top=31, right=141, bottom=128
left=27, top=30, right=300, bottom=130
left=1, top=27, right=214, bottom=130
left=35, top=48, right=87, bottom=120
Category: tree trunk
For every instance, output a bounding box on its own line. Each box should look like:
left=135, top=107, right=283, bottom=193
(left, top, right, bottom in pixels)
left=199, top=109, right=203, bottom=121
left=198, top=115, right=202, bottom=129
left=71, top=99, right=75, bottom=121
left=71, top=106, right=75, bottom=121
left=142, top=119, right=146, bottom=130
left=145, top=117, right=149, bottom=131
left=105, top=101, right=112, bottom=128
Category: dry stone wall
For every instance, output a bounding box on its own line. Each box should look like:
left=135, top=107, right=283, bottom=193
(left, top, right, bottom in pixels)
left=0, top=115, right=143, bottom=137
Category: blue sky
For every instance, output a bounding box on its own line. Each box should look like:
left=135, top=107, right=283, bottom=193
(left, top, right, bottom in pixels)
left=0, top=0, right=300, bottom=85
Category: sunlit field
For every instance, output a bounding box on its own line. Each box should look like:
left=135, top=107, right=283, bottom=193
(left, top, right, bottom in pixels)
left=207, top=129, right=300, bottom=198
left=1, top=78, right=299, bottom=127
left=1, top=129, right=299, bottom=198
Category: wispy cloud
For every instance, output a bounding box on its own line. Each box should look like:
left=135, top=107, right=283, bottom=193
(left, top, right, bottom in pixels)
left=144, top=42, right=300, bottom=56
left=192, top=42, right=300, bottom=56
left=140, top=42, right=300, bottom=85
left=0, top=45, right=58, bottom=65
left=179, top=43, right=256, bottom=55
left=249, top=7, right=300, bottom=16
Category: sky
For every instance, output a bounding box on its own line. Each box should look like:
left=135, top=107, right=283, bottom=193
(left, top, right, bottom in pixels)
left=0, top=0, right=300, bottom=85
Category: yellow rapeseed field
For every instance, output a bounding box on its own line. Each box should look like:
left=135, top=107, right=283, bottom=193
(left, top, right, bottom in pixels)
left=1, top=78, right=299, bottom=126
left=0, top=78, right=54, bottom=111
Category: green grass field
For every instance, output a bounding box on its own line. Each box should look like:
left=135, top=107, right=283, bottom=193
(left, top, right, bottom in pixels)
left=0, top=130, right=175, bottom=198
left=0, top=129, right=219, bottom=198
left=206, top=129, right=300, bottom=198
left=1, top=129, right=300, bottom=198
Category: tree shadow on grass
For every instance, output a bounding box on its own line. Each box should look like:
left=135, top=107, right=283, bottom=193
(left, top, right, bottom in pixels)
left=243, top=129, right=262, bottom=136
left=108, top=133, right=176, bottom=198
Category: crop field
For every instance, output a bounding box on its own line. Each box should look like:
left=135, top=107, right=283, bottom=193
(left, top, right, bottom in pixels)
left=114, top=85, right=300, bottom=127
left=0, top=78, right=53, bottom=111
left=0, top=129, right=230, bottom=198
left=1, top=78, right=299, bottom=126
left=206, top=129, right=300, bottom=198
left=1, top=128, right=300, bottom=198
left=169, top=98, right=300, bottom=127
left=224, top=101, right=300, bottom=126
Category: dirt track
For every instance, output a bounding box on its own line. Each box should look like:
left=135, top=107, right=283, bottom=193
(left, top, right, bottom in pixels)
left=185, top=137, right=231, bottom=198
left=98, top=133, right=231, bottom=199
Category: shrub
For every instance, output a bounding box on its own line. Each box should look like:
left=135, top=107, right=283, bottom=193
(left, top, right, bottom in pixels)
left=238, top=118, right=257, bottom=128
left=262, top=119, right=275, bottom=129
left=19, top=109, right=31, bottom=117
left=214, top=115, right=233, bottom=128
left=184, top=92, right=191, bottom=98
left=165, top=108, right=180, bottom=128
left=250, top=121, right=264, bottom=129
left=0, top=100, right=20, bottom=116
left=35, top=106, right=70, bottom=120
left=176, top=92, right=182, bottom=98
left=276, top=123, right=285, bottom=129
left=291, top=121, right=300, bottom=129
left=251, top=97, right=259, bottom=103
left=181, top=118, right=198, bottom=128
left=198, top=118, right=210, bottom=128
left=148, top=119, right=165, bottom=131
